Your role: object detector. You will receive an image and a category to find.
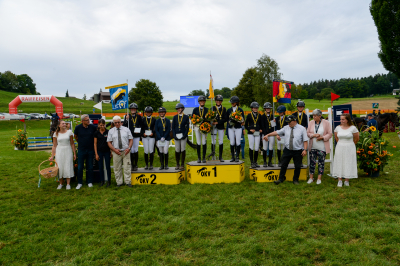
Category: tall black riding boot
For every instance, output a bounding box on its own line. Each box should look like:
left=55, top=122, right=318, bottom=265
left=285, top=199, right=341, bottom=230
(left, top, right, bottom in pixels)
left=268, top=150, right=273, bottom=167
left=144, top=153, right=149, bottom=170
left=219, top=144, right=224, bottom=162
left=263, top=150, right=267, bottom=167
left=164, top=153, right=169, bottom=170
left=230, top=145, right=235, bottom=162
left=159, top=153, right=164, bottom=170
left=180, top=150, right=186, bottom=170
left=133, top=152, right=138, bottom=171
left=149, top=153, right=154, bottom=170
left=130, top=153, right=134, bottom=171
left=197, top=145, right=201, bottom=163
left=175, top=152, right=180, bottom=170
left=249, top=148, right=254, bottom=167
left=235, top=145, right=240, bottom=162
left=211, top=144, right=216, bottom=160
left=254, top=150, right=260, bottom=167
left=202, top=144, right=207, bottom=163
left=277, top=150, right=282, bottom=167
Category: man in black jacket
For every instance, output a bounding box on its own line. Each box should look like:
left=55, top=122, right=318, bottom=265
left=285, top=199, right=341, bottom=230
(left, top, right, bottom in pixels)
left=191, top=96, right=209, bottom=163
left=123, top=103, right=142, bottom=171
left=211, top=95, right=227, bottom=162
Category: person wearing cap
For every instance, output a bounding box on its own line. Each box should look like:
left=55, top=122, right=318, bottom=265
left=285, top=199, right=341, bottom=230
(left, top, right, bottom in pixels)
left=264, top=115, right=308, bottom=185
left=306, top=109, right=333, bottom=185
left=192, top=95, right=209, bottom=163
left=172, top=103, right=190, bottom=169
left=155, top=107, right=171, bottom=170
left=211, top=95, right=228, bottom=162
left=227, top=96, right=245, bottom=162
left=245, top=102, right=262, bottom=168
left=261, top=102, right=275, bottom=167
left=141, top=106, right=156, bottom=170
left=292, top=101, right=308, bottom=129
left=363, top=113, right=377, bottom=132
left=107, top=116, right=133, bottom=187
left=275, top=105, right=288, bottom=166
left=123, top=103, right=143, bottom=171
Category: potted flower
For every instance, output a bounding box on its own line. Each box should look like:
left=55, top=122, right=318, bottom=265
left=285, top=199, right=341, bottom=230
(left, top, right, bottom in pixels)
left=11, top=129, right=28, bottom=150
left=356, top=126, right=393, bottom=177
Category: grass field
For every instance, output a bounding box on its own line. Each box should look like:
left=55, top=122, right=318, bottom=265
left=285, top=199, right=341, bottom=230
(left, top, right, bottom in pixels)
left=0, top=90, right=397, bottom=116
left=1, top=120, right=400, bottom=265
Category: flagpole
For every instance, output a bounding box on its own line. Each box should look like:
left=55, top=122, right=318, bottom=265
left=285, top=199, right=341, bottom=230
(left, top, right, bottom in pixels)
left=127, top=79, right=129, bottom=129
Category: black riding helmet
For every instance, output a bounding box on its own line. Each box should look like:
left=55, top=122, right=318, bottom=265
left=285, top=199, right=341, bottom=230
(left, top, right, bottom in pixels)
left=158, top=107, right=167, bottom=113
left=175, top=103, right=185, bottom=110
left=250, top=102, right=259, bottom=108
left=144, top=106, right=153, bottom=113
left=198, top=96, right=206, bottom=102
left=297, top=101, right=305, bottom=107
left=129, top=103, right=138, bottom=109
left=263, top=102, right=272, bottom=109
left=230, top=96, right=240, bottom=104
left=215, top=95, right=223, bottom=101
left=277, top=105, right=286, bottom=113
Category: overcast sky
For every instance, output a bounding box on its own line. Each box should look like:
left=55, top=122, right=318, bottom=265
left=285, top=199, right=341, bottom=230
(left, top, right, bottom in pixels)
left=0, top=0, right=386, bottom=100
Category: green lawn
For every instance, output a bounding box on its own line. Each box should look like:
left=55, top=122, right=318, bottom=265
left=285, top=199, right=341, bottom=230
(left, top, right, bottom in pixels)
left=1, top=120, right=400, bottom=265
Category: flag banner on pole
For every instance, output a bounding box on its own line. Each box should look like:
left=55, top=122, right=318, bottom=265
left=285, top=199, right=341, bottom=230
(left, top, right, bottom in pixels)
left=93, top=101, right=102, bottom=111
left=331, top=92, right=340, bottom=105
left=273, top=80, right=293, bottom=103
left=208, top=74, right=214, bottom=99
left=105, top=83, right=128, bottom=111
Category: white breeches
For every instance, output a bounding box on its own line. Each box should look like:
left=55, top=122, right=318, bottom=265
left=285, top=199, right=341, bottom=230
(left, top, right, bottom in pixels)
left=228, top=127, right=242, bottom=146
left=157, top=140, right=170, bottom=154
left=130, top=137, right=140, bottom=153
left=262, top=135, right=275, bottom=150
left=247, top=134, right=260, bottom=151
left=194, top=127, right=207, bottom=145
left=175, top=139, right=187, bottom=152
left=142, top=137, right=155, bottom=154
left=211, top=128, right=224, bottom=145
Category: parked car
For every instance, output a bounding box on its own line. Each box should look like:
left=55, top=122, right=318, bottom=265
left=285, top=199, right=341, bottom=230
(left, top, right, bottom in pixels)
left=29, top=113, right=42, bottom=120
left=69, top=113, right=79, bottom=118
left=18, top=113, right=32, bottom=120
left=9, top=114, right=25, bottom=120
left=62, top=114, right=70, bottom=119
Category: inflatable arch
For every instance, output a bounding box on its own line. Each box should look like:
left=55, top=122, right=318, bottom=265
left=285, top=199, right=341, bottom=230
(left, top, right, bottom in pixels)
left=9, top=95, right=63, bottom=117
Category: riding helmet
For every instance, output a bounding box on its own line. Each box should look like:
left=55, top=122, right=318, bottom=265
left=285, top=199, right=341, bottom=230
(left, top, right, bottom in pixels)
left=175, top=103, right=185, bottom=110
left=277, top=105, right=286, bottom=113
left=198, top=95, right=207, bottom=102
left=129, top=103, right=138, bottom=109
left=144, top=106, right=153, bottom=113
left=250, top=102, right=259, bottom=108
left=158, top=107, right=167, bottom=113
left=230, top=96, right=240, bottom=103
left=263, top=102, right=272, bottom=109
left=297, top=101, right=305, bottom=107
left=215, top=95, right=223, bottom=101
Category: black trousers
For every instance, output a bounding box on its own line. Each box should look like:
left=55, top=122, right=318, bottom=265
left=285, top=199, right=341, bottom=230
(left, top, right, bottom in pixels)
left=278, top=148, right=303, bottom=182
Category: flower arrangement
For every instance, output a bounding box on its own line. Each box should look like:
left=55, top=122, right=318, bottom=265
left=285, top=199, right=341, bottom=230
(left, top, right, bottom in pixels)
left=191, top=114, right=203, bottom=127
left=11, top=129, right=28, bottom=150
left=230, top=110, right=244, bottom=123
left=205, top=110, right=216, bottom=122
left=356, top=126, right=393, bottom=175
left=199, top=122, right=212, bottom=134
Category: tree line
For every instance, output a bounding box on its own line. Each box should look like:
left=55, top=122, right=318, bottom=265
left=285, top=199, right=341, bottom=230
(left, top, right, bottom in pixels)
left=0, top=71, right=38, bottom=95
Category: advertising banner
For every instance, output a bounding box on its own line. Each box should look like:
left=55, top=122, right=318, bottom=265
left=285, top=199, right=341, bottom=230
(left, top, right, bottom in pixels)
left=180, top=96, right=200, bottom=108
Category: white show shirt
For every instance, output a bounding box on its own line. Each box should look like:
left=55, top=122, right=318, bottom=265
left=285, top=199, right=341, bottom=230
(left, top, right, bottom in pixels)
left=107, top=126, right=133, bottom=150
left=276, top=124, right=309, bottom=150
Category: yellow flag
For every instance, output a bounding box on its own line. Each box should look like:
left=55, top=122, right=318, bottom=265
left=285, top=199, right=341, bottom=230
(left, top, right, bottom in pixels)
left=209, top=73, right=214, bottom=99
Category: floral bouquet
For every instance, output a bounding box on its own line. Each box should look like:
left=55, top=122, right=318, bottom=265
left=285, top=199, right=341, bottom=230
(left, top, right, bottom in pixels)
left=356, top=126, right=393, bottom=175
left=11, top=129, right=28, bottom=150
left=191, top=114, right=203, bottom=127
left=205, top=110, right=216, bottom=122
left=230, top=110, right=244, bottom=123
left=199, top=122, right=212, bottom=134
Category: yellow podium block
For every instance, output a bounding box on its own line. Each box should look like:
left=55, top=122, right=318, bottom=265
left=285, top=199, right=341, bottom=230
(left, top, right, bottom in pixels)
left=250, top=164, right=308, bottom=182
left=186, top=161, right=245, bottom=184
left=131, top=168, right=185, bottom=185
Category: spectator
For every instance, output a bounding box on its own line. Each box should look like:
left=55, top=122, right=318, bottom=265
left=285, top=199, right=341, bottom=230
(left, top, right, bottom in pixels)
left=74, top=114, right=96, bottom=189
left=94, top=119, right=112, bottom=187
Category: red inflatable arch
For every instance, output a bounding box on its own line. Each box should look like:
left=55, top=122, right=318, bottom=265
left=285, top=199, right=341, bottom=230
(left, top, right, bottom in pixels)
left=9, top=95, right=63, bottom=117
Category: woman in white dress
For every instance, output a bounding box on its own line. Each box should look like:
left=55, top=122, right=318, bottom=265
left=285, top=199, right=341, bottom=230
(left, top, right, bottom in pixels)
left=332, top=114, right=359, bottom=187
left=50, top=120, right=76, bottom=190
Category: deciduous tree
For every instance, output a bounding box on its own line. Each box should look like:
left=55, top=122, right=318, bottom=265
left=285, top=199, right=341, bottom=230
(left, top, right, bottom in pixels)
left=128, top=79, right=163, bottom=111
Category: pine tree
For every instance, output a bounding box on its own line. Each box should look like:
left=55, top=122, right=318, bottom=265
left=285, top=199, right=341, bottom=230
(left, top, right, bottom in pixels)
left=65, top=90, right=69, bottom=97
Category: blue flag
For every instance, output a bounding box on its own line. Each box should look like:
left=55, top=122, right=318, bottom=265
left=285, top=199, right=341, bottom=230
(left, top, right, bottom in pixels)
left=105, top=83, right=128, bottom=111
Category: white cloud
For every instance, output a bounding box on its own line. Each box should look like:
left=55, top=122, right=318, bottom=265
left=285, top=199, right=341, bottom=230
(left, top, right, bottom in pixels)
left=0, top=0, right=386, bottom=102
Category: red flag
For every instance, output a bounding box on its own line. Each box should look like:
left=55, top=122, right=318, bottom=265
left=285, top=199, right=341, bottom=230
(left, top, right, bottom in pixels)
left=331, top=92, right=340, bottom=105
left=19, top=119, right=25, bottom=123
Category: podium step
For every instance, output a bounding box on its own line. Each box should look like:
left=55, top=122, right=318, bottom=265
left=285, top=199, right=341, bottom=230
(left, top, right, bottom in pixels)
left=250, top=164, right=308, bottom=182
left=131, top=168, right=185, bottom=185
left=186, top=160, right=245, bottom=184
